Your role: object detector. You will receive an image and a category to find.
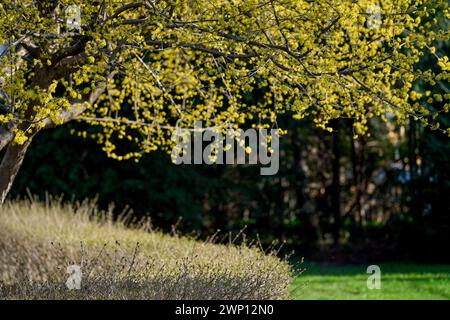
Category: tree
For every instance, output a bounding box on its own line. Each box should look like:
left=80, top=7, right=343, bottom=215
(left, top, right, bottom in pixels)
left=0, top=0, right=448, bottom=204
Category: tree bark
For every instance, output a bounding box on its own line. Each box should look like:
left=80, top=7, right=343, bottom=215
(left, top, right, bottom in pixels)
left=0, top=137, right=33, bottom=205
left=0, top=124, right=15, bottom=152
left=0, top=130, right=13, bottom=152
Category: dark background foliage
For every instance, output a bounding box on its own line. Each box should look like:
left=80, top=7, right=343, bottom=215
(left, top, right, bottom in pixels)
left=10, top=111, right=450, bottom=263
left=8, top=13, right=449, bottom=263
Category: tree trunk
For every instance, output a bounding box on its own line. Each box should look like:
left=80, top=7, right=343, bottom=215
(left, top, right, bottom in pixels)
left=408, top=117, right=419, bottom=218
left=0, top=125, right=15, bottom=152
left=331, top=120, right=341, bottom=245
left=0, top=138, right=33, bottom=205
left=351, top=133, right=363, bottom=227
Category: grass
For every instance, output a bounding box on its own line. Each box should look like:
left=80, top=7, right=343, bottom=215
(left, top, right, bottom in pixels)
left=0, top=199, right=292, bottom=299
left=291, top=262, right=450, bottom=300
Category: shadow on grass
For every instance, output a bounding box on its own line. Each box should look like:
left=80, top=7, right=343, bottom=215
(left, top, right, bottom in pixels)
left=297, top=262, right=450, bottom=276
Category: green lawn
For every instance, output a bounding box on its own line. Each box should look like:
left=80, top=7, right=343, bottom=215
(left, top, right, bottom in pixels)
left=291, top=263, right=450, bottom=300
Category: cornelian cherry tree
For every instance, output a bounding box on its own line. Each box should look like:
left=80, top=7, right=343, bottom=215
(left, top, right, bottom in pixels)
left=0, top=0, right=448, bottom=203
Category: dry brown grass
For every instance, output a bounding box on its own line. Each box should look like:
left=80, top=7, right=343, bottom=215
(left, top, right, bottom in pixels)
left=0, top=198, right=292, bottom=299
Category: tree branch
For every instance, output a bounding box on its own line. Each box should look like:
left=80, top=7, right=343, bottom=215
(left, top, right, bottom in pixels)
left=0, top=125, right=14, bottom=152
left=41, top=70, right=118, bottom=129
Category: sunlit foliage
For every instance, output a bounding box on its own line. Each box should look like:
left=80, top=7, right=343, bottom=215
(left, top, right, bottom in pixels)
left=0, top=0, right=448, bottom=161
